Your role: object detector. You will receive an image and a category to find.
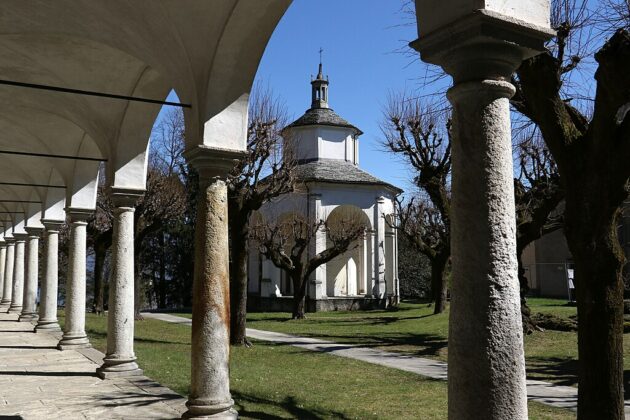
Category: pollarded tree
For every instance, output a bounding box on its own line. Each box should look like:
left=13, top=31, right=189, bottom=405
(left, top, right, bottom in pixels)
left=382, top=95, right=566, bottom=325
left=251, top=215, right=365, bottom=319
left=514, top=139, right=564, bottom=333
left=227, top=86, right=296, bottom=345
left=395, top=197, right=449, bottom=314
left=515, top=22, right=630, bottom=418
left=508, top=0, right=630, bottom=415
left=381, top=97, right=451, bottom=314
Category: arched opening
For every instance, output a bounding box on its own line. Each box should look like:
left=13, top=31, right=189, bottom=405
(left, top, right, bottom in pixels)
left=325, top=205, right=371, bottom=297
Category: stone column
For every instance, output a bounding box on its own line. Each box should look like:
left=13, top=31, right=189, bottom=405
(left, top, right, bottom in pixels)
left=308, top=193, right=326, bottom=300
left=0, top=241, right=6, bottom=304
left=372, top=197, right=386, bottom=298
left=183, top=147, right=243, bottom=420
left=19, top=227, right=43, bottom=322
left=36, top=221, right=63, bottom=332
left=1, top=238, right=15, bottom=311
left=97, top=190, right=143, bottom=379
left=411, top=8, right=553, bottom=420
left=58, top=209, right=92, bottom=350
left=8, top=233, right=26, bottom=314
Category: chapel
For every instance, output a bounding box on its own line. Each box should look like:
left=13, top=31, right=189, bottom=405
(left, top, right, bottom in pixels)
left=248, top=62, right=402, bottom=311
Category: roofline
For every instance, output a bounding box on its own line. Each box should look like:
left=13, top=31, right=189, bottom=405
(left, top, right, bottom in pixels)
left=299, top=178, right=403, bottom=194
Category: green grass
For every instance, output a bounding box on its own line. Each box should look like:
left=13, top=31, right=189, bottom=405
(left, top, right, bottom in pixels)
left=62, top=311, right=575, bottom=419
left=179, top=298, right=630, bottom=389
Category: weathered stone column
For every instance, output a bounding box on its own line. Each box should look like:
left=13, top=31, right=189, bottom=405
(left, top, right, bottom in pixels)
left=36, top=221, right=63, bottom=332
left=1, top=238, right=15, bottom=311
left=19, top=227, right=43, bottom=322
left=0, top=241, right=6, bottom=304
left=411, top=5, right=553, bottom=419
left=8, top=233, right=26, bottom=314
left=97, top=190, right=143, bottom=379
left=182, top=147, right=244, bottom=420
left=58, top=209, right=92, bottom=350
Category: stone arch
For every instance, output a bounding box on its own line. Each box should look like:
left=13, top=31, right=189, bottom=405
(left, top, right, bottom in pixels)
left=324, top=205, right=371, bottom=297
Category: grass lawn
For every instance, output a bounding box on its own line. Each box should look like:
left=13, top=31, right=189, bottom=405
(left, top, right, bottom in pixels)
left=174, top=298, right=630, bottom=390
left=60, top=311, right=576, bottom=419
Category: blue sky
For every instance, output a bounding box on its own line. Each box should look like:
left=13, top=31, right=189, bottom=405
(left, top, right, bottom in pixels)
left=253, top=0, right=424, bottom=192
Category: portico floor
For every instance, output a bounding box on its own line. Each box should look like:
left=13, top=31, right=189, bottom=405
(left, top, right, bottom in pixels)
left=0, top=313, right=185, bottom=419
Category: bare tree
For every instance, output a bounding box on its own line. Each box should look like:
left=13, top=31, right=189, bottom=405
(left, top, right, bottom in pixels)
left=395, top=198, right=449, bottom=314
left=381, top=96, right=451, bottom=313
left=227, top=86, right=296, bottom=345
left=512, top=0, right=630, bottom=414
left=251, top=216, right=365, bottom=320
left=514, top=138, right=564, bottom=333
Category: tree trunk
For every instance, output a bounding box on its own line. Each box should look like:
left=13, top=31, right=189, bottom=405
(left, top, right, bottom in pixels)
left=134, top=246, right=144, bottom=320
left=291, top=269, right=307, bottom=320
left=566, top=192, right=625, bottom=420
left=430, top=255, right=448, bottom=314
left=230, top=216, right=251, bottom=346
left=158, top=233, right=167, bottom=309
left=92, top=241, right=106, bottom=314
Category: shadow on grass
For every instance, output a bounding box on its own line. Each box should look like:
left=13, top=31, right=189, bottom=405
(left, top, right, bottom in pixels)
left=268, top=331, right=448, bottom=358
left=527, top=358, right=630, bottom=400
left=526, top=357, right=578, bottom=387
left=86, top=328, right=188, bottom=346
left=233, top=391, right=352, bottom=420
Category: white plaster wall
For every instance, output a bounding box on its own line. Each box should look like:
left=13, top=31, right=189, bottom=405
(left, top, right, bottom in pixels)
left=285, top=126, right=357, bottom=163
left=415, top=0, right=550, bottom=36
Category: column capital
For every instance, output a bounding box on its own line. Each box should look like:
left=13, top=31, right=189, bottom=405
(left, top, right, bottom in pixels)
left=4, top=237, right=15, bottom=244
left=184, top=145, right=246, bottom=179
left=12, top=232, right=28, bottom=241
left=410, top=10, right=554, bottom=83
left=66, top=207, right=93, bottom=223
left=42, top=219, right=64, bottom=231
left=110, top=187, right=144, bottom=208
left=24, top=226, right=44, bottom=237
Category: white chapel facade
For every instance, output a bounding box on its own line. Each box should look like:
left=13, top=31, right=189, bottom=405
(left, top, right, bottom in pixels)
left=248, top=63, right=401, bottom=311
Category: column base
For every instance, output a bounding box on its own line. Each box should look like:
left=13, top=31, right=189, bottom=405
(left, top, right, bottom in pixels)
left=0, top=300, right=11, bottom=311
left=35, top=320, right=61, bottom=332
left=97, top=358, right=143, bottom=379
left=57, top=333, right=91, bottom=350
left=97, top=366, right=144, bottom=380
left=19, top=313, right=38, bottom=322
left=8, top=305, right=22, bottom=314
left=182, top=403, right=237, bottom=419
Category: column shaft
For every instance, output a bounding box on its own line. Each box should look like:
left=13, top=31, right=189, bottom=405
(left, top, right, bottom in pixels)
left=20, top=228, right=42, bottom=321
left=36, top=223, right=62, bottom=331
left=373, top=198, right=386, bottom=298
left=9, top=235, right=26, bottom=313
left=447, top=80, right=526, bottom=419
left=58, top=212, right=91, bottom=350
left=97, top=196, right=142, bottom=378
left=0, top=244, right=6, bottom=303
left=185, top=177, right=235, bottom=419
left=1, top=241, right=15, bottom=310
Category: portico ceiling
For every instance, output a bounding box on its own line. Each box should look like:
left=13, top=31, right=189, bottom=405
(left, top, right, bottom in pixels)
left=0, top=0, right=292, bottom=234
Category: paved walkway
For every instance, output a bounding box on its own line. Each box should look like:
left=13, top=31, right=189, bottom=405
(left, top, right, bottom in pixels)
left=144, top=312, right=630, bottom=416
left=0, top=312, right=185, bottom=419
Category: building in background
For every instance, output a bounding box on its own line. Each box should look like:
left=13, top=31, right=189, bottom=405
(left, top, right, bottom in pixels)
left=523, top=200, right=630, bottom=298
left=248, top=63, right=401, bottom=312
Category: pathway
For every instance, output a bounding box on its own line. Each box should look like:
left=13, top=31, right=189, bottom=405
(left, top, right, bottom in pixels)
left=0, top=312, right=186, bottom=419
left=143, top=312, right=630, bottom=417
